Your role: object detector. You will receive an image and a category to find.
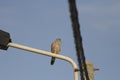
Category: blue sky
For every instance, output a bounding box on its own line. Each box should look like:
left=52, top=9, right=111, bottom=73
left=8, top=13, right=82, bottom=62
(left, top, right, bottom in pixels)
left=0, top=0, right=120, bottom=80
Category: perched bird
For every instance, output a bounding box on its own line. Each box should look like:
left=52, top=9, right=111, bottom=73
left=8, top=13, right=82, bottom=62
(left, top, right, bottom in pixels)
left=84, top=61, right=99, bottom=80
left=50, top=38, right=61, bottom=65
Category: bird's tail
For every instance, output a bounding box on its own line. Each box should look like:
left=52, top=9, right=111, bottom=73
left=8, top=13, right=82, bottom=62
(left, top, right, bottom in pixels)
left=51, top=57, right=55, bottom=65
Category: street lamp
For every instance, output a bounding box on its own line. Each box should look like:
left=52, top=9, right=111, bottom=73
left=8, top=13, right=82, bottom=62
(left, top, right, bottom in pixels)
left=0, top=29, right=79, bottom=80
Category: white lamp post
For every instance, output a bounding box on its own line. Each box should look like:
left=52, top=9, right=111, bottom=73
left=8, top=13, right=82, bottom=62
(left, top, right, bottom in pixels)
left=8, top=42, right=79, bottom=80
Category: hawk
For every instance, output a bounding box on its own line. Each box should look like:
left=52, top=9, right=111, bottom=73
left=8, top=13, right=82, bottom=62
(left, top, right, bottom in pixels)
left=50, top=38, right=61, bottom=65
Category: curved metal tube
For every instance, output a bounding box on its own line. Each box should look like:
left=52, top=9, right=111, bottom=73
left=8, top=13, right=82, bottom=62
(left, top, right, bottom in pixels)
left=8, top=43, right=78, bottom=80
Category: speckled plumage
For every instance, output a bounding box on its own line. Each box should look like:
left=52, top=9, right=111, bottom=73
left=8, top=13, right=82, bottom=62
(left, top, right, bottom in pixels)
left=50, top=38, right=61, bottom=65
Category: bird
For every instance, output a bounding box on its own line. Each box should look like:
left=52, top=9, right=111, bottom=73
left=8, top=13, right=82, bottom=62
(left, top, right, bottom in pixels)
left=50, top=38, right=61, bottom=65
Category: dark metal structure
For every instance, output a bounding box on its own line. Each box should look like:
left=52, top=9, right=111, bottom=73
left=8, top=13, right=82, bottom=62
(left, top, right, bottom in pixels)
left=0, top=30, right=11, bottom=50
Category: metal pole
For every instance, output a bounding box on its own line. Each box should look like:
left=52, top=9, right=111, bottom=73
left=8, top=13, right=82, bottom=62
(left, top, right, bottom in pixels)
left=7, top=42, right=78, bottom=80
